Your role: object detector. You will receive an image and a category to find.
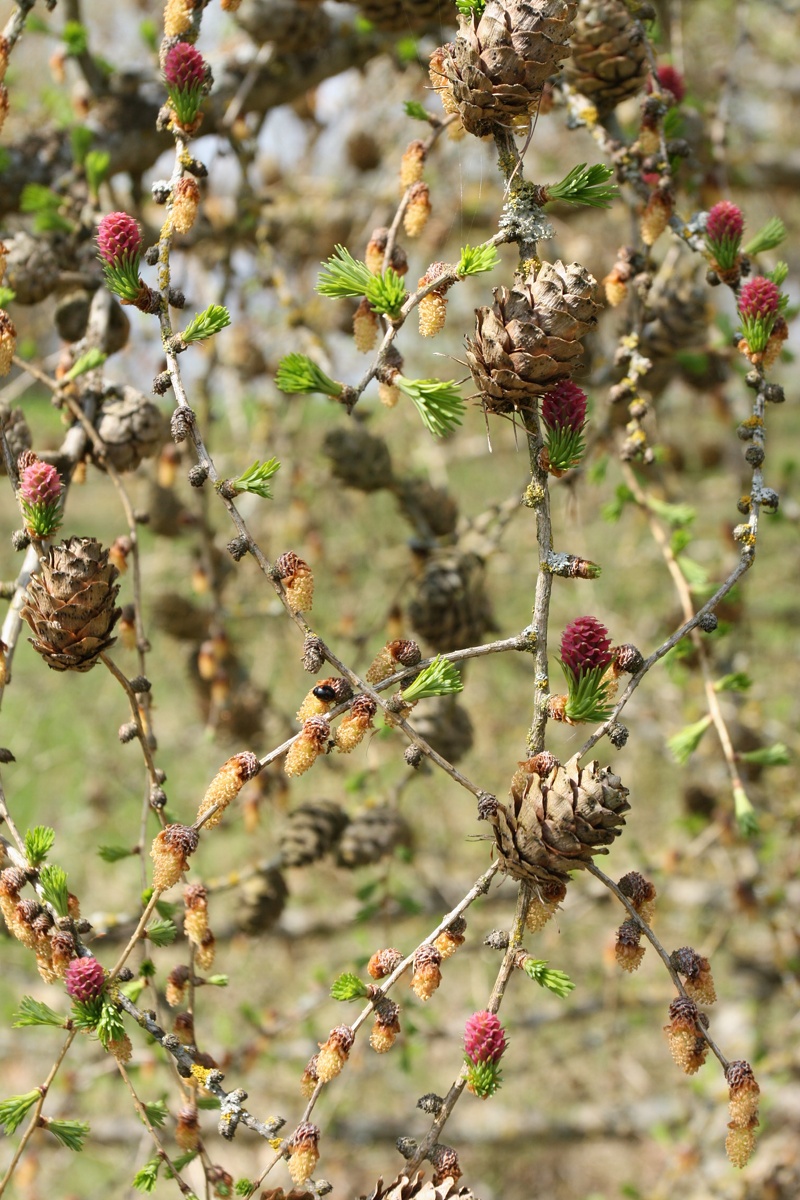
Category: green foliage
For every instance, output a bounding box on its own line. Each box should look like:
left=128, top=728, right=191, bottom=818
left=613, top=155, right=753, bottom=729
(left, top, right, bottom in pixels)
left=457, top=243, right=499, bottom=278
left=456, top=0, right=487, bottom=14
left=84, top=149, right=110, bottom=198
left=70, top=125, right=93, bottom=166
left=133, top=1157, right=161, bottom=1193
left=206, top=975, right=229, bottom=987
left=330, top=972, right=369, bottom=1001
left=96, top=998, right=126, bottom=1049
left=235, top=1182, right=257, bottom=1198
left=521, top=958, right=575, bottom=998
left=64, top=349, right=107, bottom=382
left=154, top=898, right=177, bottom=919
left=145, top=917, right=177, bottom=947
left=139, top=19, right=159, bottom=53
left=120, top=977, right=147, bottom=1003
left=317, top=245, right=407, bottom=318
left=739, top=743, right=790, bottom=767
left=25, top=824, right=55, bottom=867
left=180, top=304, right=232, bottom=345
left=667, top=714, right=712, bottom=765
left=228, top=458, right=281, bottom=500
left=396, top=376, right=466, bottom=438
left=743, top=216, right=786, bottom=256
left=675, top=555, right=708, bottom=588
left=646, top=496, right=696, bottom=527
left=0, top=1090, right=40, bottom=1136
left=97, top=844, right=135, bottom=863
left=62, top=21, right=89, bottom=55
left=601, top=484, right=635, bottom=522
left=70, top=996, right=104, bottom=1033
left=734, top=787, right=759, bottom=837
left=561, top=664, right=614, bottom=724
left=45, top=1118, right=90, bottom=1151
left=714, top=672, right=752, bottom=693
left=38, top=863, right=69, bottom=916
left=402, top=655, right=463, bottom=702
left=138, top=1099, right=168, bottom=1129
left=403, top=100, right=429, bottom=122
left=166, top=1150, right=200, bottom=1173
left=19, top=184, right=74, bottom=234
left=12, top=996, right=65, bottom=1029
left=770, top=261, right=789, bottom=287
left=0, top=286, right=15, bottom=306
left=547, top=163, right=618, bottom=209
left=275, top=353, right=343, bottom=398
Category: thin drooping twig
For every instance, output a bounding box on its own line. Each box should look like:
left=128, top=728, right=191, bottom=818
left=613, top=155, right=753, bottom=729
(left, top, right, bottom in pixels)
left=0, top=1028, right=78, bottom=1198
left=116, top=1062, right=194, bottom=1197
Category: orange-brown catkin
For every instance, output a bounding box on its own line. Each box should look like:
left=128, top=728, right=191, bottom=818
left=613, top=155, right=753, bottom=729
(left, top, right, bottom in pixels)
left=367, top=947, right=403, bottom=979
left=277, top=551, right=314, bottom=613
left=196, top=751, right=260, bottom=829
left=183, top=882, right=209, bottom=947
left=726, top=1060, right=760, bottom=1126
left=284, top=716, right=330, bottom=777
left=369, top=998, right=401, bottom=1053
left=0, top=310, right=16, bottom=377
left=404, top=182, right=431, bottom=238
left=615, top=919, right=646, bottom=972
left=399, top=139, right=426, bottom=191
left=618, top=871, right=657, bottom=924
left=641, top=190, right=673, bottom=246
left=434, top=915, right=466, bottom=960
left=315, top=1025, right=354, bottom=1082
left=410, top=944, right=442, bottom=1000
left=150, top=824, right=199, bottom=892
left=525, top=880, right=567, bottom=933
left=163, top=0, right=193, bottom=37
left=670, top=947, right=717, bottom=1004
left=664, top=995, right=707, bottom=1074
left=171, top=176, right=201, bottom=235
left=175, top=1105, right=200, bottom=1151
left=288, top=1122, right=320, bottom=1186
left=334, top=695, right=377, bottom=753
left=353, top=297, right=378, bottom=353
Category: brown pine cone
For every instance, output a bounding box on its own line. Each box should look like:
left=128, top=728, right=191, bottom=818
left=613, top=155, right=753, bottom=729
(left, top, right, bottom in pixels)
left=342, top=0, right=453, bottom=33
left=336, top=805, right=412, bottom=868
left=21, top=538, right=121, bottom=672
left=440, top=2, right=577, bottom=137
left=485, top=754, right=630, bottom=887
left=411, top=696, right=474, bottom=764
left=0, top=403, right=31, bottom=473
left=279, top=800, right=349, bottom=867
left=466, top=261, right=600, bottom=414
left=92, top=385, right=168, bottom=472
left=236, top=867, right=288, bottom=934
left=408, top=550, right=495, bottom=652
left=564, top=0, right=648, bottom=117
left=322, top=425, right=395, bottom=492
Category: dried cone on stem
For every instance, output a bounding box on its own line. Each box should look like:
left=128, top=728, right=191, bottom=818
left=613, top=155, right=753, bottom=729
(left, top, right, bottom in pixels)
left=664, top=996, right=708, bottom=1075
left=410, top=944, right=442, bottom=1001
left=564, top=0, right=648, bottom=117
left=484, top=753, right=630, bottom=888
left=335, top=694, right=377, bottom=753
left=284, top=716, right=330, bottom=778
left=21, top=538, right=121, bottom=673
left=614, top=919, right=645, bottom=972
left=366, top=639, right=421, bottom=685
left=150, top=824, right=199, bottom=892
left=367, top=947, right=403, bottom=979
left=670, top=946, right=717, bottom=1004
left=196, top=751, right=260, bottom=829
left=370, top=998, right=401, bottom=1053
left=525, top=878, right=566, bottom=931
left=428, top=1144, right=462, bottom=1186
left=277, top=552, right=314, bottom=614
left=439, top=1, right=578, bottom=137
left=316, top=1024, right=354, bottom=1082
left=287, top=1122, right=320, bottom=1186
left=409, top=550, right=495, bottom=652
left=618, top=870, right=656, bottom=923
left=466, top=261, right=600, bottom=415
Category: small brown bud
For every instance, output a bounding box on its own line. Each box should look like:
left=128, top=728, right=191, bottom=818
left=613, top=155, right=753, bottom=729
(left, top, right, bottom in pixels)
left=428, top=1143, right=462, bottom=1186
left=302, top=634, right=325, bottom=674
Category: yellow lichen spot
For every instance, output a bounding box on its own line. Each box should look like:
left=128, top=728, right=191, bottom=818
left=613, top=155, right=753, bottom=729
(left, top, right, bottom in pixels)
left=190, top=1064, right=211, bottom=1085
